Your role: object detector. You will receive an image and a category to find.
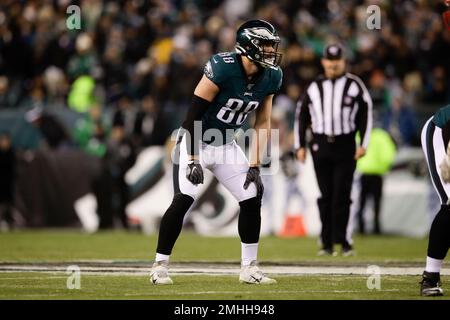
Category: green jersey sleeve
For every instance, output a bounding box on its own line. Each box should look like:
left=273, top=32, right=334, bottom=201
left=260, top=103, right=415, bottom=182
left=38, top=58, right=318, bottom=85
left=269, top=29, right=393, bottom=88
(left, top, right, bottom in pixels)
left=203, top=54, right=231, bottom=88
left=268, top=67, right=283, bottom=95
left=433, top=104, right=450, bottom=128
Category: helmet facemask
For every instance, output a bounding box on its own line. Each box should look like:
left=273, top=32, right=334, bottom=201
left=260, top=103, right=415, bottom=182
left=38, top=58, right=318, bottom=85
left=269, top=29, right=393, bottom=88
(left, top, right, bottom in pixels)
left=250, top=38, right=282, bottom=69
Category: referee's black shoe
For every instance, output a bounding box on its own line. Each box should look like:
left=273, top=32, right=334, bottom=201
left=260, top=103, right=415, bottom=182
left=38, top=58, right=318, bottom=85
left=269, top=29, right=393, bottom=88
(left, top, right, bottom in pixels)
left=317, top=247, right=337, bottom=256
left=342, top=244, right=355, bottom=257
left=420, top=271, right=444, bottom=296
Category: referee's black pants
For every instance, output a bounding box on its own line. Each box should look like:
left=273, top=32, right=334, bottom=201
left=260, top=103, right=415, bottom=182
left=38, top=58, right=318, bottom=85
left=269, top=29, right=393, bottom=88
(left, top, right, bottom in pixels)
left=310, top=134, right=356, bottom=250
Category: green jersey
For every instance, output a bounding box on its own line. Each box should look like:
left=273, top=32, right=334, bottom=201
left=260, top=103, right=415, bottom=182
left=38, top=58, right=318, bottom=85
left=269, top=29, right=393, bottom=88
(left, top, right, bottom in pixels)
left=432, top=105, right=450, bottom=128
left=201, top=52, right=283, bottom=145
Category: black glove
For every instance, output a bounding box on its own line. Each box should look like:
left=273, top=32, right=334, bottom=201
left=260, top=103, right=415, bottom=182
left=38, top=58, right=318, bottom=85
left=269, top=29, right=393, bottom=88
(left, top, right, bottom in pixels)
left=186, top=160, right=204, bottom=185
left=243, top=166, right=264, bottom=199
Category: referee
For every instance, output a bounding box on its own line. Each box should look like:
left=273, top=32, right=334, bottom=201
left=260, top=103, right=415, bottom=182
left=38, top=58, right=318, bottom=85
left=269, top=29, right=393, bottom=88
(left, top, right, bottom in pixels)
left=294, top=44, right=373, bottom=256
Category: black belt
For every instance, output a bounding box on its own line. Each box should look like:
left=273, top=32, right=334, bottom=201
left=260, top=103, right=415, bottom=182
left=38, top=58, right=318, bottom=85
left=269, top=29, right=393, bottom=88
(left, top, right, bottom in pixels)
left=313, top=133, right=355, bottom=143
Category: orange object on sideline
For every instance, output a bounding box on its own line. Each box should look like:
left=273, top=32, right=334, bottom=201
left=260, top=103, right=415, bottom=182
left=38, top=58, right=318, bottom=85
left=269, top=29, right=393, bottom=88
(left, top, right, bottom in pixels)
left=279, top=214, right=306, bottom=237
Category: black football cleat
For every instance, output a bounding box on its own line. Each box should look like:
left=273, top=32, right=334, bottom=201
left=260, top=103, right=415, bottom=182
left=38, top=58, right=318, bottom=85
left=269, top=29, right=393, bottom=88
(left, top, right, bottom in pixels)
left=420, top=271, right=444, bottom=297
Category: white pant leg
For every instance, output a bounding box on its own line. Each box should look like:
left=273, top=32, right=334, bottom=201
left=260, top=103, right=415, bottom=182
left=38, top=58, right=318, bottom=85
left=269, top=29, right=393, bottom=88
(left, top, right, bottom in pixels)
left=421, top=118, right=450, bottom=204
left=210, top=141, right=257, bottom=202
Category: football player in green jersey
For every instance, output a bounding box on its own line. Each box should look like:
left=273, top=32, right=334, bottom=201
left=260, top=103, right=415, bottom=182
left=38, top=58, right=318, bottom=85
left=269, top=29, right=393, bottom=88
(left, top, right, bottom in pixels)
left=150, top=20, right=283, bottom=285
left=419, top=104, right=450, bottom=296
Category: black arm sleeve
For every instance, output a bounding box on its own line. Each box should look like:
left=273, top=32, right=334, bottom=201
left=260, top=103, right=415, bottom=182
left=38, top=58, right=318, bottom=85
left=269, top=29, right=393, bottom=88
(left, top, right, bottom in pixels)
left=181, top=95, right=210, bottom=157
left=354, top=79, right=373, bottom=148
left=355, top=93, right=368, bottom=147
left=295, top=93, right=311, bottom=149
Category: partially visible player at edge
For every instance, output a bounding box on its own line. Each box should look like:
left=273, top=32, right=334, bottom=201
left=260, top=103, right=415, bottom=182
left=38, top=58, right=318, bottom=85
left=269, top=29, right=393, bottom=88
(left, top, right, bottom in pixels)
left=420, top=104, right=450, bottom=296
left=150, top=19, right=283, bottom=285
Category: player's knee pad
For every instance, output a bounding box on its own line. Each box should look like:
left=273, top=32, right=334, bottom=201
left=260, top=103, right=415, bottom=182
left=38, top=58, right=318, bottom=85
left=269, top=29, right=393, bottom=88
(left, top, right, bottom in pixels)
left=427, top=204, right=450, bottom=259
left=238, top=196, right=261, bottom=243
left=166, top=193, right=194, bottom=218
left=239, top=196, right=261, bottom=215
left=157, top=193, right=194, bottom=255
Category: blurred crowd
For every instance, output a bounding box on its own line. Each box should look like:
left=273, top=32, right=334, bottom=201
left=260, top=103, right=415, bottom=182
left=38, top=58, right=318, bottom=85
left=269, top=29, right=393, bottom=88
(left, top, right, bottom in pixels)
left=0, top=0, right=449, bottom=150
left=0, top=0, right=449, bottom=232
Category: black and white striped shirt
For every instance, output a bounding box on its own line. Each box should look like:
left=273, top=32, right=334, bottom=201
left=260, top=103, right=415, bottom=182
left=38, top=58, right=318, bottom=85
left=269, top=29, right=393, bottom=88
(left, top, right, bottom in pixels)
left=294, top=72, right=373, bottom=149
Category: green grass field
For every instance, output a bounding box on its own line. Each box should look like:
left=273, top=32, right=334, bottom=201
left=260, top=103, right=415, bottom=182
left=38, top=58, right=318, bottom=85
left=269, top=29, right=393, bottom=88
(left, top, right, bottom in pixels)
left=0, top=230, right=431, bottom=262
left=0, top=273, right=439, bottom=300
left=0, top=230, right=448, bottom=300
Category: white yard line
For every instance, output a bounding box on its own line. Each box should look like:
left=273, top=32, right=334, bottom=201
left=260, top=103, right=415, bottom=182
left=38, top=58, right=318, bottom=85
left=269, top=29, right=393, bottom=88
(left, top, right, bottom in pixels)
left=1, top=289, right=401, bottom=298
left=1, top=264, right=450, bottom=276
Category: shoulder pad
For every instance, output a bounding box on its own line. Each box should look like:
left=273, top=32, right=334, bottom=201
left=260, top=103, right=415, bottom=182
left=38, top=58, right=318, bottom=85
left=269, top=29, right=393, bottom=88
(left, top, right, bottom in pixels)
left=204, top=52, right=237, bottom=87
left=268, top=66, right=283, bottom=95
